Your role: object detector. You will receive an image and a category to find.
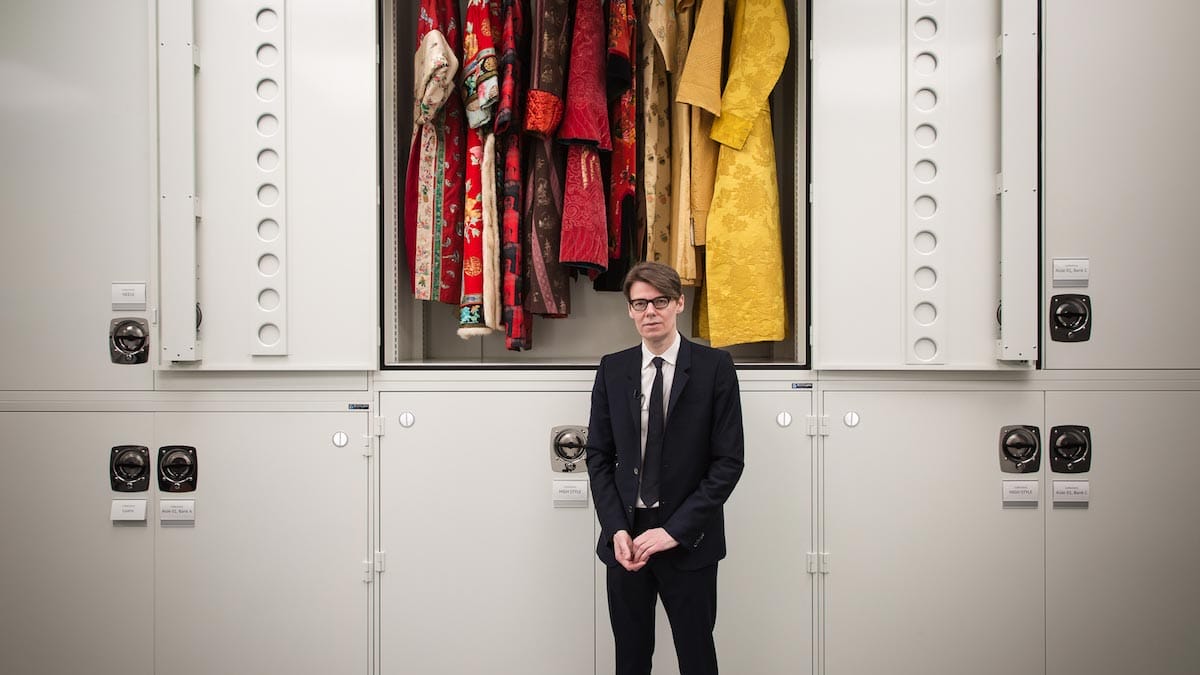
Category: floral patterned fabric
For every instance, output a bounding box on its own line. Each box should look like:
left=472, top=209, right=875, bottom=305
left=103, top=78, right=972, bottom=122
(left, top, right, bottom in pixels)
left=496, top=0, right=533, bottom=349
left=667, top=0, right=699, bottom=285
left=698, top=0, right=789, bottom=347
left=640, top=0, right=674, bottom=265
left=405, top=0, right=466, bottom=305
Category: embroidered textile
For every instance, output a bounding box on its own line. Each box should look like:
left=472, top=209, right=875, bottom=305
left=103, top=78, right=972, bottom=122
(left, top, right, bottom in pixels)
left=497, top=0, right=533, bottom=349
left=405, top=0, right=466, bottom=304
left=640, top=0, right=673, bottom=264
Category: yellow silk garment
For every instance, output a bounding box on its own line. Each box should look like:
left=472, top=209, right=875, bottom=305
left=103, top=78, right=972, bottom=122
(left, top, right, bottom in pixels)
left=697, top=0, right=788, bottom=347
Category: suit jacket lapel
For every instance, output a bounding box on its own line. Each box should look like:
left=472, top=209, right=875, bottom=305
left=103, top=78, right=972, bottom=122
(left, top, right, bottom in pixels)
left=666, top=336, right=691, bottom=428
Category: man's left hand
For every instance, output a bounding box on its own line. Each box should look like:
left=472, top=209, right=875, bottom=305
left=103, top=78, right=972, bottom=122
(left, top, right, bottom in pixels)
left=631, top=527, right=678, bottom=563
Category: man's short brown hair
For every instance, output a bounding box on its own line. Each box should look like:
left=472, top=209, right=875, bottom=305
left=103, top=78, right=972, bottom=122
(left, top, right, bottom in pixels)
left=622, top=261, right=683, bottom=301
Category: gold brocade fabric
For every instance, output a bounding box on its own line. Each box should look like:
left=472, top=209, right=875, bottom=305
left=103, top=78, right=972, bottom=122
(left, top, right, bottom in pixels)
left=697, top=0, right=788, bottom=347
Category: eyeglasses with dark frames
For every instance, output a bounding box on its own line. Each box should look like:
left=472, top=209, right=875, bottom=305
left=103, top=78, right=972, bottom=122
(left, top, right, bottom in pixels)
left=628, top=296, right=674, bottom=312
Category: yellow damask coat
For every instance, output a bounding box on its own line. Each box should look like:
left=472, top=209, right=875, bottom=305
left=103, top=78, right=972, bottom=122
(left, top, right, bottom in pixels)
left=697, top=0, right=788, bottom=347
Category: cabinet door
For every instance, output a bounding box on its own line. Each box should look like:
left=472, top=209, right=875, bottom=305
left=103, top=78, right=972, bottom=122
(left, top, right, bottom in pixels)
left=1046, top=391, right=1200, bottom=674
left=0, top=412, right=155, bottom=675
left=594, top=388, right=815, bottom=675
left=379, top=390, right=596, bottom=674
left=0, top=0, right=154, bottom=390
left=1043, top=1, right=1200, bottom=369
left=153, top=411, right=369, bottom=675
left=822, top=390, right=1045, bottom=675
left=158, top=0, right=377, bottom=370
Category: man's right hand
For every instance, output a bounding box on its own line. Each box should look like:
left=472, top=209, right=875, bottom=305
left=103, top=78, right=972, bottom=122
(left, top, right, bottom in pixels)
left=613, top=530, right=646, bottom=572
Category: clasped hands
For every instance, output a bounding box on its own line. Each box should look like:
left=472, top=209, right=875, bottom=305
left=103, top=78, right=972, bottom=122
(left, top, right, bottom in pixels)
left=613, top=528, right=678, bottom=572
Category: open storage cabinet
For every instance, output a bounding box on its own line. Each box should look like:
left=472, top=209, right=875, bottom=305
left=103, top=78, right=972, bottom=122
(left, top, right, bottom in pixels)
left=381, top=0, right=807, bottom=366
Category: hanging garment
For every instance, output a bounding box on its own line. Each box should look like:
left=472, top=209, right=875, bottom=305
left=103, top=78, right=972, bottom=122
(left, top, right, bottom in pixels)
left=675, top=0, right=725, bottom=247
left=523, top=0, right=572, bottom=316
left=667, top=0, right=699, bottom=285
left=496, top=0, right=533, bottom=350
left=594, top=0, right=638, bottom=292
left=458, top=0, right=502, bottom=336
left=559, top=0, right=611, bottom=274
left=640, top=0, right=674, bottom=265
left=404, top=0, right=466, bottom=304
left=698, top=0, right=789, bottom=347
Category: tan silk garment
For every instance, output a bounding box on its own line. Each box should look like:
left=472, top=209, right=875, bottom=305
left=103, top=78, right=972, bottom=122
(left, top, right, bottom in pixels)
left=674, top=0, right=724, bottom=247
left=699, top=0, right=788, bottom=347
left=667, top=0, right=699, bottom=285
left=640, top=0, right=673, bottom=264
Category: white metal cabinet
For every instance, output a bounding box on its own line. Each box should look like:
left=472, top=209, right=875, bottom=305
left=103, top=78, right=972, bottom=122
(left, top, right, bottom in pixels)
left=152, top=411, right=370, bottom=675
left=594, top=387, right=816, bottom=674
left=1042, top=1, right=1200, bottom=369
left=0, top=0, right=155, bottom=390
left=0, top=412, right=155, bottom=675
left=157, top=0, right=377, bottom=370
left=821, top=390, right=1045, bottom=675
left=811, top=0, right=1039, bottom=369
left=1045, top=390, right=1200, bottom=674
left=378, top=389, right=596, bottom=674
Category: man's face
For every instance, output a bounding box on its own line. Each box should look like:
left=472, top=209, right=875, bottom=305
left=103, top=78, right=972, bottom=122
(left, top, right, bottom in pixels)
left=627, top=281, right=685, bottom=343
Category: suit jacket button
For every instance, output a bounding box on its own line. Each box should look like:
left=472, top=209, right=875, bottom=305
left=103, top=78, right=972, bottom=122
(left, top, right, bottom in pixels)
left=633, top=467, right=638, bottom=475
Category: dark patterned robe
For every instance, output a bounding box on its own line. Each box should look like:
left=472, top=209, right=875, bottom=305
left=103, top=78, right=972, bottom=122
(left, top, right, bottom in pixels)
left=594, top=0, right=638, bottom=292
left=496, top=0, right=533, bottom=349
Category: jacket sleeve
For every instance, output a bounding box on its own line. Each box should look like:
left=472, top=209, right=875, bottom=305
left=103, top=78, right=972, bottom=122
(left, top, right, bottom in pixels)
left=708, top=0, right=788, bottom=150
left=585, top=356, right=629, bottom=547
left=663, top=350, right=745, bottom=550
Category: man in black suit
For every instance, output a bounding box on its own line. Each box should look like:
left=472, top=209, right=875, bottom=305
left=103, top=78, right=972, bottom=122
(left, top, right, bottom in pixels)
left=586, top=262, right=745, bottom=675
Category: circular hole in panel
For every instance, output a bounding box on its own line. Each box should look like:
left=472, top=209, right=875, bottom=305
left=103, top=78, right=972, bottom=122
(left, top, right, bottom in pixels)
left=915, top=52, right=938, bottom=75
left=258, top=149, right=279, bottom=171
left=915, top=266, right=938, bottom=290
left=914, top=88, right=938, bottom=112
left=257, top=218, right=280, bottom=241
left=257, top=78, right=279, bottom=101
left=256, top=9, right=278, bottom=31
left=914, top=17, right=938, bottom=40
left=914, top=338, right=938, bottom=361
left=914, top=160, right=938, bottom=182
left=258, top=254, right=281, bottom=276
left=915, top=124, right=938, bottom=147
left=915, top=195, right=938, bottom=218
left=914, top=302, right=938, bottom=326
left=914, top=230, right=938, bottom=254
left=257, top=114, right=279, bottom=136
left=258, top=288, right=280, bottom=311
left=257, top=183, right=279, bottom=206
left=258, top=323, right=281, bottom=346
left=256, top=43, right=279, bottom=67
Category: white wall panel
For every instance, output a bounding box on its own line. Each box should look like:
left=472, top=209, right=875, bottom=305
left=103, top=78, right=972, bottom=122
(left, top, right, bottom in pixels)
left=822, top=390, right=1045, bottom=675
left=0, top=412, right=155, bottom=675
left=813, top=0, right=1029, bottom=370
left=153, top=411, right=369, bottom=675
left=379, top=390, right=596, bottom=674
left=0, top=0, right=155, bottom=390
left=160, top=0, right=377, bottom=370
left=1046, top=391, right=1200, bottom=674
left=1043, top=1, right=1200, bottom=369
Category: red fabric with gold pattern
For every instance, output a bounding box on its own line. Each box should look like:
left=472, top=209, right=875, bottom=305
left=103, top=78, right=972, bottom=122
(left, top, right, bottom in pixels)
left=558, top=0, right=610, bottom=150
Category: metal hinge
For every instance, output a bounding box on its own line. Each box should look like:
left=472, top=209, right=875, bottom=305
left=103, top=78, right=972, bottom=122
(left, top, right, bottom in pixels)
left=808, top=183, right=814, bottom=204
left=995, top=172, right=1005, bottom=195
left=806, top=552, right=831, bottom=574
left=192, top=194, right=202, bottom=219
left=362, top=559, right=374, bottom=583
left=995, top=34, right=1004, bottom=59
left=371, top=416, right=386, bottom=437
left=375, top=550, right=387, bottom=575
left=805, top=415, right=830, bottom=437
left=808, top=39, right=814, bottom=61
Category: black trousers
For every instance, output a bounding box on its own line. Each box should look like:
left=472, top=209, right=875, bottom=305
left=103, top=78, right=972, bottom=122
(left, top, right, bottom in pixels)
left=605, top=507, right=719, bottom=675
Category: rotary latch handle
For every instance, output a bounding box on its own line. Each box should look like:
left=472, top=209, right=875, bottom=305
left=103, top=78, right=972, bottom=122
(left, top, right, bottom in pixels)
left=550, top=426, right=588, bottom=473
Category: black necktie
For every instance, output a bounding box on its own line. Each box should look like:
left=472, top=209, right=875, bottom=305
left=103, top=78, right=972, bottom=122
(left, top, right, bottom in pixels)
left=640, top=356, right=665, bottom=506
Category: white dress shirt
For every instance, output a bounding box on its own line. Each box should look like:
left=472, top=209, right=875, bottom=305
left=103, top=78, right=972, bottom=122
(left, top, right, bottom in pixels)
left=636, top=332, right=680, bottom=508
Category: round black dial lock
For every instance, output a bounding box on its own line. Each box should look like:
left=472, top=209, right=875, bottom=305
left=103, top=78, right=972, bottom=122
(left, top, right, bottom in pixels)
left=1050, top=426, right=1092, bottom=473
left=110, top=445, right=150, bottom=492
left=999, top=425, right=1041, bottom=473
left=113, top=321, right=147, bottom=353
left=554, top=431, right=586, bottom=461
left=114, top=449, right=147, bottom=481
left=1053, top=301, right=1088, bottom=330
left=158, top=446, right=198, bottom=492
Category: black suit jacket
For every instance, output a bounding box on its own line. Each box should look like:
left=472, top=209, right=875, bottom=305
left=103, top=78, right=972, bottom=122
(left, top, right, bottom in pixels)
left=585, top=335, right=745, bottom=570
